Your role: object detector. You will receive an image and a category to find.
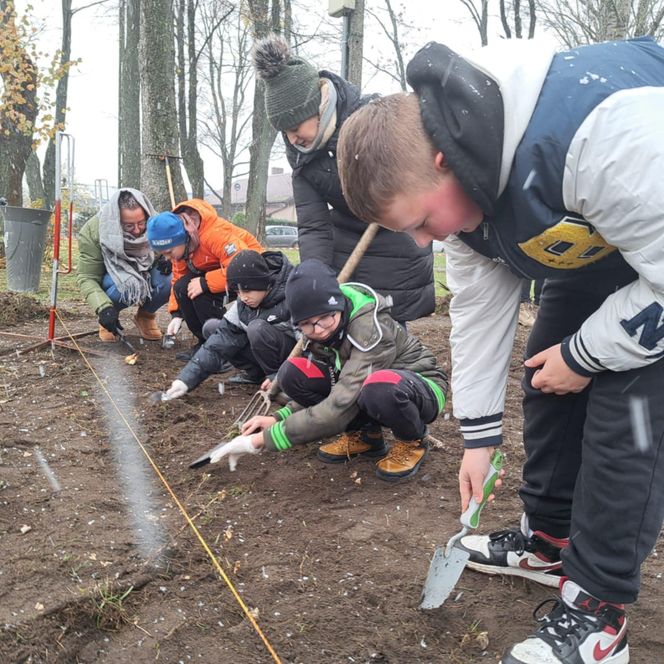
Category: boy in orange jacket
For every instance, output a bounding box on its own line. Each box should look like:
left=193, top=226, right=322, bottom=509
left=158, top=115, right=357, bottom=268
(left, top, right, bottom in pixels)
left=147, top=199, right=263, bottom=359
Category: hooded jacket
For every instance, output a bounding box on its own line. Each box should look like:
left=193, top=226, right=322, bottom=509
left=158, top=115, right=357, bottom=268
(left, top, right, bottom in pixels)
left=262, top=284, right=448, bottom=451
left=177, top=251, right=295, bottom=389
left=285, top=71, right=435, bottom=322
left=168, top=199, right=263, bottom=314
left=407, top=37, right=664, bottom=447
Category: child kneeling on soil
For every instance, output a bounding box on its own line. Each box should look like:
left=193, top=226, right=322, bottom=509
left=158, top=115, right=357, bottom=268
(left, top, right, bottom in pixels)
left=208, top=258, right=448, bottom=482
left=160, top=250, right=297, bottom=400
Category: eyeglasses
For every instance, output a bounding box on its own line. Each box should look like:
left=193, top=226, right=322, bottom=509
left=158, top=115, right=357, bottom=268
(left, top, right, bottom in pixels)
left=121, top=220, right=147, bottom=232
left=297, top=312, right=337, bottom=335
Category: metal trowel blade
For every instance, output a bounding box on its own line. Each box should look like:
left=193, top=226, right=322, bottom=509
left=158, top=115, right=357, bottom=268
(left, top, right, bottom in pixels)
left=419, top=546, right=469, bottom=610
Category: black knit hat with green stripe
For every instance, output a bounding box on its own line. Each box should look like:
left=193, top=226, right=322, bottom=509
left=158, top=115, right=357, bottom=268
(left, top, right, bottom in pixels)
left=253, top=35, right=321, bottom=132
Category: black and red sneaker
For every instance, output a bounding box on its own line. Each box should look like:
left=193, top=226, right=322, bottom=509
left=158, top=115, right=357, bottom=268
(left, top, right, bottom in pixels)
left=456, top=514, right=567, bottom=588
left=500, top=578, right=629, bottom=663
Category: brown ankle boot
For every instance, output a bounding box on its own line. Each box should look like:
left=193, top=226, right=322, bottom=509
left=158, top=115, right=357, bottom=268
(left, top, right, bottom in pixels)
left=98, top=325, right=118, bottom=342
left=134, top=309, right=162, bottom=340
left=375, top=439, right=428, bottom=481
left=318, top=429, right=387, bottom=463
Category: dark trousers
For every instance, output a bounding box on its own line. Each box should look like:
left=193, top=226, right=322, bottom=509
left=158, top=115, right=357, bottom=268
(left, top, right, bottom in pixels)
left=277, top=359, right=439, bottom=440
left=231, top=320, right=296, bottom=381
left=520, top=263, right=664, bottom=603
left=173, top=273, right=226, bottom=343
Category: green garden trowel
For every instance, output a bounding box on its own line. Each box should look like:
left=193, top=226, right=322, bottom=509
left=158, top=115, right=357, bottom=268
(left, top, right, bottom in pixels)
left=420, top=450, right=505, bottom=610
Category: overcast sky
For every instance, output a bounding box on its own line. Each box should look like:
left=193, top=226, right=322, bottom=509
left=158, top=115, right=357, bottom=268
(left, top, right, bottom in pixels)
left=14, top=0, right=527, bottom=192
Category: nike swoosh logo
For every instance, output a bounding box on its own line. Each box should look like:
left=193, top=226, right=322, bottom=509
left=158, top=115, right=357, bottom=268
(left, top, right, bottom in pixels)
left=518, top=559, right=562, bottom=572
left=593, top=623, right=626, bottom=660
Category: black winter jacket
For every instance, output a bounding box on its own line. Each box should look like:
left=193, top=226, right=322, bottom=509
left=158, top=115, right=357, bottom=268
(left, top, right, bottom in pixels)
left=177, top=251, right=295, bottom=389
left=284, top=71, right=435, bottom=322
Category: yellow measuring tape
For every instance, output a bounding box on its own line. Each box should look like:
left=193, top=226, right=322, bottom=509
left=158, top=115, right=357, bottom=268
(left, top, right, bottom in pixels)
left=55, top=311, right=282, bottom=664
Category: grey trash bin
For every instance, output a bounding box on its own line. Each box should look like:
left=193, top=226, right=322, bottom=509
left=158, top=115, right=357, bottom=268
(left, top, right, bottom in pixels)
left=1, top=206, right=52, bottom=292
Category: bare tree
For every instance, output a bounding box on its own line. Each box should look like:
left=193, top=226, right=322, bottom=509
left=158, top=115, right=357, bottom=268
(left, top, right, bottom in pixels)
left=538, top=0, right=664, bottom=47
left=139, top=0, right=187, bottom=210
left=244, top=0, right=291, bottom=237
left=175, top=0, right=216, bottom=200
left=40, top=1, right=108, bottom=209
left=365, top=0, right=408, bottom=91
left=459, top=0, right=490, bottom=45
left=199, top=2, right=254, bottom=219
left=118, top=0, right=141, bottom=188
left=500, top=0, right=537, bottom=38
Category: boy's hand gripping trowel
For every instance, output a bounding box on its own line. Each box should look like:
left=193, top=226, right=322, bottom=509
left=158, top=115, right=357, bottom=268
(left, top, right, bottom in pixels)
left=419, top=450, right=504, bottom=609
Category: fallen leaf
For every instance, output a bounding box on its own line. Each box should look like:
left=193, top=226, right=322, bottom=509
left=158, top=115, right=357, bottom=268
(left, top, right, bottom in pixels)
left=124, top=353, right=139, bottom=365
left=233, top=560, right=241, bottom=574
left=224, top=526, right=233, bottom=541
left=354, top=477, right=362, bottom=485
left=476, top=631, right=489, bottom=650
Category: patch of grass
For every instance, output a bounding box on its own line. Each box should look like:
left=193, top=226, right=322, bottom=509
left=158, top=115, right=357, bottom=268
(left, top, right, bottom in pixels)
left=0, top=238, right=81, bottom=305
left=91, top=581, right=135, bottom=630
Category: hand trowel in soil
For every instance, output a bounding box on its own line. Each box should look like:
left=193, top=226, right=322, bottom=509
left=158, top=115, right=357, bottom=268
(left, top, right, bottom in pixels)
left=420, top=449, right=504, bottom=610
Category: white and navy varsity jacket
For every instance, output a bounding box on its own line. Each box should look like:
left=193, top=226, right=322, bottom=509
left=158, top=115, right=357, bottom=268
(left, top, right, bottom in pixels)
left=407, top=37, right=664, bottom=448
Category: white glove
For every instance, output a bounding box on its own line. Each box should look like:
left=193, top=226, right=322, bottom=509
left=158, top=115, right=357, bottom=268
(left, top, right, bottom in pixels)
left=167, top=317, right=183, bottom=336
left=162, top=379, right=188, bottom=401
left=209, top=435, right=260, bottom=471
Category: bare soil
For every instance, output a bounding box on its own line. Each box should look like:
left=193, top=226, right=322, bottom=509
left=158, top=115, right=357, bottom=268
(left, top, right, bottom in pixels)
left=1, top=304, right=662, bottom=664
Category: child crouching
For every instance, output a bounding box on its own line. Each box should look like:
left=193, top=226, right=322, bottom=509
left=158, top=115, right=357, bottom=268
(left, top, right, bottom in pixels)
left=160, top=250, right=296, bottom=400
left=209, top=258, right=448, bottom=482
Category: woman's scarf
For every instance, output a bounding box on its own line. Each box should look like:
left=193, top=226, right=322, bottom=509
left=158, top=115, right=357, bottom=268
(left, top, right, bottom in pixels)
left=293, top=77, right=338, bottom=154
left=99, top=188, right=157, bottom=305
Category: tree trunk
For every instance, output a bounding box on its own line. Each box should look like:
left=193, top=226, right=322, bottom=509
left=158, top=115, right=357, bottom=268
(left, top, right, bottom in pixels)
left=139, top=0, right=187, bottom=210
left=25, top=151, right=46, bottom=204
left=176, top=0, right=205, bottom=199
left=604, top=0, right=630, bottom=40
left=41, top=0, right=72, bottom=210
left=347, top=0, right=365, bottom=87
left=0, top=0, right=39, bottom=206
left=244, top=0, right=282, bottom=237
left=119, top=0, right=141, bottom=188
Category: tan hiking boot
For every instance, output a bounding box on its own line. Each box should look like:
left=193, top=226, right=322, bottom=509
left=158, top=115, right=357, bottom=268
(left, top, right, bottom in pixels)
left=134, top=309, right=162, bottom=341
left=318, top=429, right=387, bottom=464
left=98, top=325, right=118, bottom=342
left=376, top=439, right=428, bottom=481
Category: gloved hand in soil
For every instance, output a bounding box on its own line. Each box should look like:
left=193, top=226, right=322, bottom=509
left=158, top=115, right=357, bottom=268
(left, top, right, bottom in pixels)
left=162, top=379, right=188, bottom=401
left=210, top=434, right=261, bottom=471
left=98, top=306, right=123, bottom=335
left=167, top=315, right=183, bottom=336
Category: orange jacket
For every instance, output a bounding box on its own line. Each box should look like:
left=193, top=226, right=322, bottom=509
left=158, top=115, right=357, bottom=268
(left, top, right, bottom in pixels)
left=168, top=199, right=263, bottom=314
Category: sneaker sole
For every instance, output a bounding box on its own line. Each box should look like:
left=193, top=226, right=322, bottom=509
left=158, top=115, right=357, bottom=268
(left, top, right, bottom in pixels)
left=466, top=560, right=562, bottom=588
left=500, top=643, right=629, bottom=664
left=317, top=446, right=387, bottom=464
